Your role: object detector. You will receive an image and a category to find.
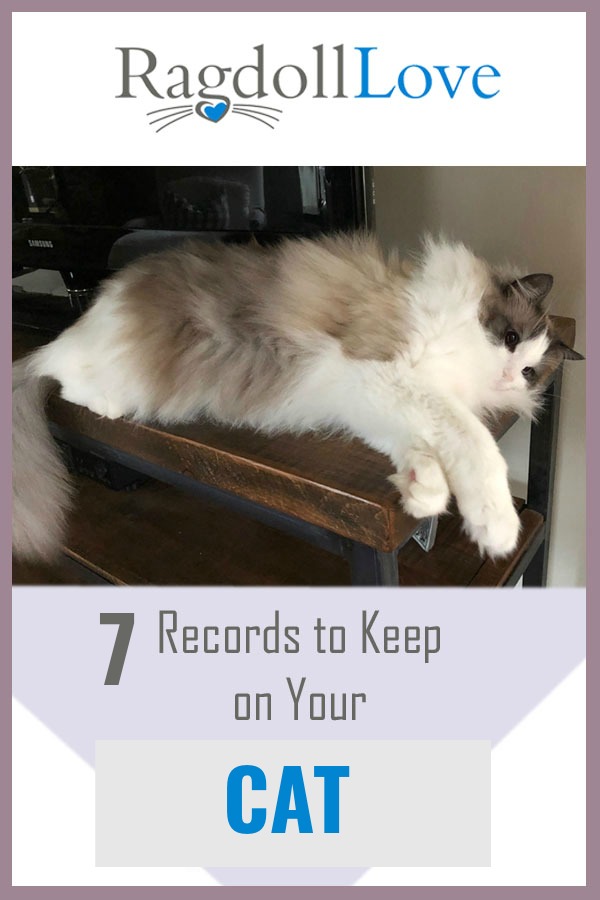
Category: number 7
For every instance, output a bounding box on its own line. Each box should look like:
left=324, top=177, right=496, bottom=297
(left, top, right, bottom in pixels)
left=100, top=613, right=134, bottom=685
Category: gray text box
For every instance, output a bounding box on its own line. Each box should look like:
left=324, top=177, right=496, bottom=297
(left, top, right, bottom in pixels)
left=96, top=739, right=490, bottom=867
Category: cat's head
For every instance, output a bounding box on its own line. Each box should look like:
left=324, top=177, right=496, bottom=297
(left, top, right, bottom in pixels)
left=480, top=272, right=584, bottom=414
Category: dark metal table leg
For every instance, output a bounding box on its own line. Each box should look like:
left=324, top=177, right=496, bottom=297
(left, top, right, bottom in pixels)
left=349, top=543, right=400, bottom=586
left=523, top=369, right=563, bottom=587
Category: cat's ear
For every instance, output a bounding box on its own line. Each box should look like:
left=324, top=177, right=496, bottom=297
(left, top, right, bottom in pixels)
left=556, top=340, right=585, bottom=361
left=507, top=273, right=554, bottom=305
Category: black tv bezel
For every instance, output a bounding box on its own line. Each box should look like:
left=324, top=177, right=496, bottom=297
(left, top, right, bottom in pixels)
left=12, top=166, right=374, bottom=282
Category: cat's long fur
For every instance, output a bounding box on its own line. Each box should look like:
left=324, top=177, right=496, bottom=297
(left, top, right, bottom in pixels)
left=13, top=233, right=581, bottom=563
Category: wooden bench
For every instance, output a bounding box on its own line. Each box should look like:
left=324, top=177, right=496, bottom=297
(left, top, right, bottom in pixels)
left=12, top=318, right=575, bottom=587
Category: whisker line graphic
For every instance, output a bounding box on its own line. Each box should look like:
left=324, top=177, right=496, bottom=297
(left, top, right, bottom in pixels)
left=233, top=109, right=280, bottom=123
left=231, top=109, right=276, bottom=129
left=149, top=109, right=195, bottom=126
left=147, top=105, right=193, bottom=116
left=154, top=111, right=194, bottom=132
left=232, top=103, right=283, bottom=114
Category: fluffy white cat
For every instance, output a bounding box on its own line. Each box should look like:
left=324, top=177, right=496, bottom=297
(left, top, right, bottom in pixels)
left=13, top=234, right=582, bottom=563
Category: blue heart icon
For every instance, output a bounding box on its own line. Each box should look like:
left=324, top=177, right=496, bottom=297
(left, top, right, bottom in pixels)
left=200, top=101, right=228, bottom=123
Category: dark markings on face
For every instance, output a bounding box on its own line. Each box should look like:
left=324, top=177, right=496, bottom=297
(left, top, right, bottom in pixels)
left=480, top=271, right=584, bottom=388
left=481, top=274, right=552, bottom=344
left=479, top=272, right=556, bottom=389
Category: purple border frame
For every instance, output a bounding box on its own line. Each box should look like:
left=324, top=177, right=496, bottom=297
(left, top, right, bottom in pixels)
left=3, top=2, right=594, bottom=896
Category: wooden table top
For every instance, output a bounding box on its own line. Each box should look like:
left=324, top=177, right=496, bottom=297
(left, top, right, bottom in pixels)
left=14, top=316, right=576, bottom=552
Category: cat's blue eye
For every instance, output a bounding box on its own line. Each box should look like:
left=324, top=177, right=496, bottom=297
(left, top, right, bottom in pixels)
left=522, top=366, right=535, bottom=379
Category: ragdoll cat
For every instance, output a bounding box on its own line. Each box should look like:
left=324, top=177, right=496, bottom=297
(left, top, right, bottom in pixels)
left=12, top=233, right=583, bottom=564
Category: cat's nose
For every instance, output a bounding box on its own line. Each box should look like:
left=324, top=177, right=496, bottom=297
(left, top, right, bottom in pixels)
left=503, top=370, right=514, bottom=382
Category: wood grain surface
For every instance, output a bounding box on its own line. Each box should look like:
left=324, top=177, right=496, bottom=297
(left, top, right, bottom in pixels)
left=12, top=480, right=544, bottom=587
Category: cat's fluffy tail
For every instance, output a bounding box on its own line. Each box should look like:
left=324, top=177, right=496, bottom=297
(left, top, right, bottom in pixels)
left=12, top=356, right=73, bottom=561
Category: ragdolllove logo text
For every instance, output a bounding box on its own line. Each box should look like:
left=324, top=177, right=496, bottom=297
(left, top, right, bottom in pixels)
left=116, top=45, right=501, bottom=133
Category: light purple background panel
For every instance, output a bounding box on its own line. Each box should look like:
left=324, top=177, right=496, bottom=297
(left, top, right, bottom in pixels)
left=12, top=587, right=584, bottom=764
left=5, top=4, right=595, bottom=898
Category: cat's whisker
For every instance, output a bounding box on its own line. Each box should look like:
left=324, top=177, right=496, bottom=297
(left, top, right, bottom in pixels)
left=153, top=111, right=194, bottom=132
left=149, top=109, right=195, bottom=126
left=231, top=109, right=277, bottom=129
left=146, top=105, right=193, bottom=116
left=232, top=103, right=283, bottom=114
left=231, top=107, right=280, bottom=123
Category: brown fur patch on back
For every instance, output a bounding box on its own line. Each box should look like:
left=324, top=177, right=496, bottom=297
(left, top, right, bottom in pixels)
left=102, top=235, right=410, bottom=422
left=273, top=234, right=409, bottom=362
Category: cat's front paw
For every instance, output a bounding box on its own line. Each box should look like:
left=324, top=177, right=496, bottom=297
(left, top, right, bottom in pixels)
left=389, top=453, right=450, bottom=519
left=462, top=499, right=521, bottom=558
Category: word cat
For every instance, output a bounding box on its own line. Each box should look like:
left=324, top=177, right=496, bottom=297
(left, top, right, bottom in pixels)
left=13, top=234, right=582, bottom=563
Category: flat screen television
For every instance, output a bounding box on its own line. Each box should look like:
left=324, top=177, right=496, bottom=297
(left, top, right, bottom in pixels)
left=13, top=166, right=375, bottom=296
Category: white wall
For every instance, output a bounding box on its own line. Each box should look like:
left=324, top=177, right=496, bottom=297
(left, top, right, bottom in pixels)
left=374, top=166, right=586, bottom=586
